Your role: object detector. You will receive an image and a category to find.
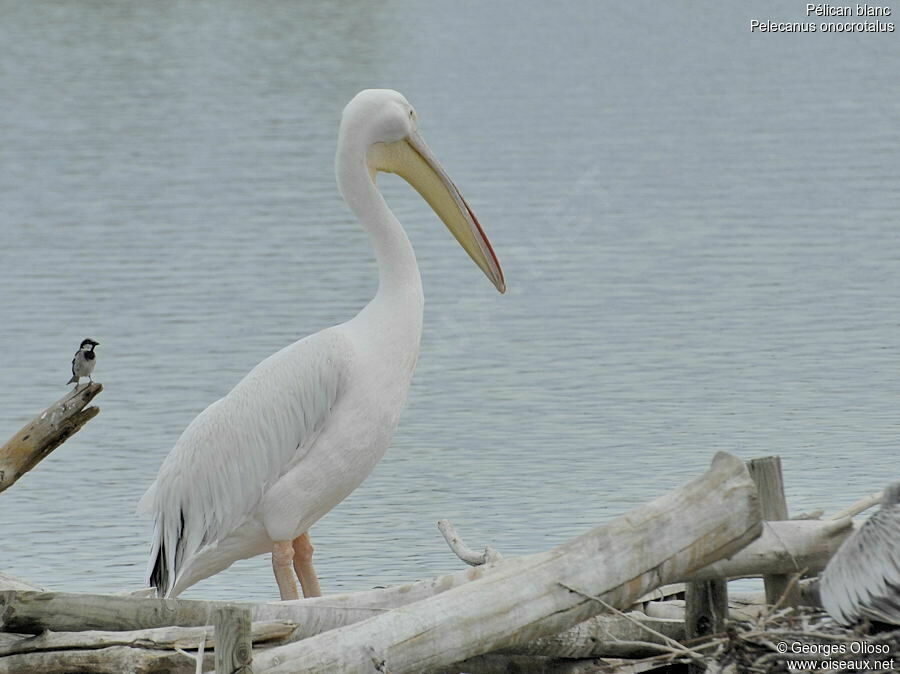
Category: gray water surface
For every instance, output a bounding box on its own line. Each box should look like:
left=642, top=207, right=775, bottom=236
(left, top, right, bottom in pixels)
left=1, top=2, right=898, bottom=600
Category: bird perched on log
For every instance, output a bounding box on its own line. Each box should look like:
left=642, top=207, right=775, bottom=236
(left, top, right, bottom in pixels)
left=820, top=482, right=900, bottom=625
left=68, top=338, right=100, bottom=387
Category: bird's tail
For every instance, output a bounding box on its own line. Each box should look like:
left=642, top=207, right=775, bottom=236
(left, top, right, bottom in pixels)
left=145, top=508, right=187, bottom=598
left=147, top=535, right=169, bottom=598
left=67, top=375, right=77, bottom=384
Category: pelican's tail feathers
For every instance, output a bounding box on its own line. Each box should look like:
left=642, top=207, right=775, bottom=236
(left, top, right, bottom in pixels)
left=146, top=510, right=185, bottom=598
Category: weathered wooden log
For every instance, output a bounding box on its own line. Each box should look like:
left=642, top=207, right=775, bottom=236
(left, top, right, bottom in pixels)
left=251, top=451, right=761, bottom=673
left=0, top=591, right=232, bottom=634
left=0, top=518, right=848, bottom=643
left=646, top=597, right=767, bottom=624
left=0, top=590, right=683, bottom=660
left=685, top=578, right=727, bottom=674
left=747, top=455, right=800, bottom=606
left=281, top=517, right=850, bottom=615
left=214, top=604, right=253, bottom=674
left=437, top=519, right=502, bottom=566
left=644, top=600, right=689, bottom=621
left=0, top=620, right=294, bottom=657
left=0, top=645, right=213, bottom=674
left=687, top=518, right=854, bottom=581
left=0, top=589, right=404, bottom=639
left=0, top=383, right=101, bottom=493
left=731, top=578, right=823, bottom=611
left=434, top=653, right=660, bottom=674
left=685, top=580, right=727, bottom=639
left=498, top=612, right=684, bottom=659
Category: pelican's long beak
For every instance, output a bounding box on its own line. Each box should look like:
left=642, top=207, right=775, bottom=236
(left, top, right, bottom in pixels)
left=368, top=131, right=505, bottom=293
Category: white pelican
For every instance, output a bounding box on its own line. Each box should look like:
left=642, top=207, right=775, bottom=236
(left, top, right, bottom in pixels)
left=139, top=89, right=505, bottom=600
left=820, top=482, right=900, bottom=625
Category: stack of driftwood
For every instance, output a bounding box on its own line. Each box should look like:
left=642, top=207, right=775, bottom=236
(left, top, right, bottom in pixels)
left=0, top=386, right=889, bottom=673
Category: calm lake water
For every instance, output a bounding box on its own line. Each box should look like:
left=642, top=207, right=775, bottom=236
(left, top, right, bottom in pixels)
left=1, top=2, right=898, bottom=600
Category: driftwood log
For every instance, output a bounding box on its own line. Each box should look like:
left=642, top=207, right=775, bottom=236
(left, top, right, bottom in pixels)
left=213, top=604, right=253, bottom=674
left=687, top=518, right=854, bottom=580
left=495, top=612, right=685, bottom=659
left=0, top=517, right=851, bottom=666
left=0, top=593, right=688, bottom=660
left=0, top=645, right=211, bottom=674
left=747, top=455, right=801, bottom=607
left=0, top=620, right=295, bottom=657
left=250, top=451, right=761, bottom=673
left=0, top=450, right=874, bottom=673
left=0, top=383, right=101, bottom=493
left=1, top=452, right=760, bottom=672
left=0, top=622, right=290, bottom=674
left=437, top=519, right=503, bottom=566
left=0, top=520, right=851, bottom=638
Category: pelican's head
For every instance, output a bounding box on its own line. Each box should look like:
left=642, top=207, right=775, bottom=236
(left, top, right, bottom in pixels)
left=340, top=89, right=505, bottom=293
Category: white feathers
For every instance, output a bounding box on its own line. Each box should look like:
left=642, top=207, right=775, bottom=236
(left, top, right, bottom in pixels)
left=820, top=483, right=900, bottom=625
left=139, top=330, right=347, bottom=596
left=138, top=89, right=499, bottom=599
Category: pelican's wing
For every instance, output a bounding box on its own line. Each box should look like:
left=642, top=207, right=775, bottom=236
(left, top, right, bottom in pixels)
left=820, top=483, right=900, bottom=625
left=138, top=329, right=350, bottom=596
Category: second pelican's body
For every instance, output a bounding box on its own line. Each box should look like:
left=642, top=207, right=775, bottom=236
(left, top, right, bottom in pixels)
left=139, top=90, right=504, bottom=599
left=820, top=482, right=900, bottom=625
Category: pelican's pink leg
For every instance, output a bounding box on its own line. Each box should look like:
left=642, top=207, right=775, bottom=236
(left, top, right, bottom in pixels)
left=292, top=532, right=322, bottom=598
left=272, top=540, right=299, bottom=600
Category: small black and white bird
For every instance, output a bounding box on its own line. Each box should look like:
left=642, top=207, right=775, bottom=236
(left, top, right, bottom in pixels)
left=68, top=338, right=100, bottom=387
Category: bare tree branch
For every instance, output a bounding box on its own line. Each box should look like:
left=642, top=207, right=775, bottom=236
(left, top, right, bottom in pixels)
left=0, top=383, right=102, bottom=494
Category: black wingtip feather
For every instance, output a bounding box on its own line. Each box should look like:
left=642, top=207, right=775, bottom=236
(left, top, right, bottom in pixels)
left=148, top=540, right=168, bottom=598
left=148, top=509, right=186, bottom=598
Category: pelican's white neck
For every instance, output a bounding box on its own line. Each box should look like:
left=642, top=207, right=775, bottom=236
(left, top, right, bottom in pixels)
left=335, top=133, right=424, bottom=308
